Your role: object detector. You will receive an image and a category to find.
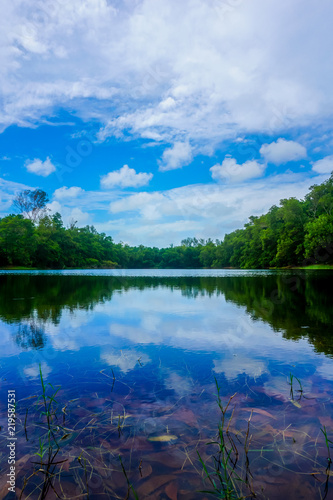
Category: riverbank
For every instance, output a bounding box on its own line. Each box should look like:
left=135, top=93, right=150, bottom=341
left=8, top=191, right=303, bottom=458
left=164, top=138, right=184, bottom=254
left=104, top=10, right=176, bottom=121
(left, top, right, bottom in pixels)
left=2, top=264, right=333, bottom=271
left=293, top=264, right=333, bottom=270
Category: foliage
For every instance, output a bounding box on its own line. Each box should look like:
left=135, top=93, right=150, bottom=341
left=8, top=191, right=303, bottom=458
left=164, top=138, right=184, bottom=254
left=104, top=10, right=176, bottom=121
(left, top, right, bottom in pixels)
left=1, top=175, right=333, bottom=269
left=0, top=214, right=36, bottom=266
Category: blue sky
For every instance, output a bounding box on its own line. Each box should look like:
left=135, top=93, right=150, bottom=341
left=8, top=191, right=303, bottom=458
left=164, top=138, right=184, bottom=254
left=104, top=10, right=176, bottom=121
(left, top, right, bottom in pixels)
left=1, top=0, right=333, bottom=246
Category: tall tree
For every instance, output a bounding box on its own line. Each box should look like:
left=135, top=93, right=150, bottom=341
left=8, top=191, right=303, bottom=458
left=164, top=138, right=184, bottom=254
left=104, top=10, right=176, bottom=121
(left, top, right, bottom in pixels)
left=13, top=189, right=49, bottom=223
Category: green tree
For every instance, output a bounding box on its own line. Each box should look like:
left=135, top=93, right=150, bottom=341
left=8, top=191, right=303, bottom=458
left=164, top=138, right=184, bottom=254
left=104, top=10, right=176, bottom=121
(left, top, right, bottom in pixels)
left=305, top=175, right=333, bottom=220
left=34, top=214, right=65, bottom=268
left=304, top=214, right=333, bottom=263
left=275, top=198, right=306, bottom=266
left=0, top=215, right=36, bottom=266
left=13, top=189, right=49, bottom=223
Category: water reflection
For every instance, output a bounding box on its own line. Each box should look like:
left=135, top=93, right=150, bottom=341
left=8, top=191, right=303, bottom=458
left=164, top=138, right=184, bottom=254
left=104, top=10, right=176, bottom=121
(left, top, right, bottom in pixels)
left=15, top=320, right=46, bottom=350
left=0, top=271, right=333, bottom=499
left=1, top=272, right=332, bottom=357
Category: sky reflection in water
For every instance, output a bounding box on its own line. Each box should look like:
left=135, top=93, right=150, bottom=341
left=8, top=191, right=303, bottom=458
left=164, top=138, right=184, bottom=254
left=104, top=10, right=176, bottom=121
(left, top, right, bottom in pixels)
left=0, top=270, right=333, bottom=499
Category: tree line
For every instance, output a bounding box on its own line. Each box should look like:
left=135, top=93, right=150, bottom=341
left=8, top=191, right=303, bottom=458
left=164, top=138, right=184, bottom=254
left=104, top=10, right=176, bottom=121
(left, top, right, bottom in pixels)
left=0, top=175, right=332, bottom=269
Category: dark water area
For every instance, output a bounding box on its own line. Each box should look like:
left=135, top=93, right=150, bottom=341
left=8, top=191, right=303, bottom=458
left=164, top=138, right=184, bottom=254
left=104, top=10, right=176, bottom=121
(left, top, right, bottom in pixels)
left=0, top=269, right=333, bottom=499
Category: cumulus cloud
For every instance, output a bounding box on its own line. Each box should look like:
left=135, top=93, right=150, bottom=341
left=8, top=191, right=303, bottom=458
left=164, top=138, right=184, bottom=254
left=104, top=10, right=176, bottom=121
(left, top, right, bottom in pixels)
left=69, top=207, right=91, bottom=226
left=25, top=157, right=56, bottom=176
left=311, top=155, right=333, bottom=174
left=101, top=164, right=153, bottom=189
left=48, top=200, right=91, bottom=226
left=158, top=142, right=193, bottom=171
left=210, top=157, right=265, bottom=183
left=2, top=0, right=332, bottom=154
left=260, top=139, right=307, bottom=165
left=54, top=186, right=85, bottom=200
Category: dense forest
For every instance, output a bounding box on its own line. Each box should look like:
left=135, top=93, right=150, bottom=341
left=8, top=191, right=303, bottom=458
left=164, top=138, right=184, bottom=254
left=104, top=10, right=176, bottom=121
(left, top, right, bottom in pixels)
left=0, top=174, right=333, bottom=269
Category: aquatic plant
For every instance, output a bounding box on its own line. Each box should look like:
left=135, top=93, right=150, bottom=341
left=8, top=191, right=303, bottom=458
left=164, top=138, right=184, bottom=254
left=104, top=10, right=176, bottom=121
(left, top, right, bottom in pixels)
left=13, top=368, right=333, bottom=500
left=197, top=379, right=256, bottom=499
left=119, top=456, right=139, bottom=500
left=320, top=426, right=333, bottom=500
left=19, top=365, right=139, bottom=499
left=288, top=372, right=303, bottom=402
left=321, top=426, right=333, bottom=464
left=20, top=364, right=66, bottom=499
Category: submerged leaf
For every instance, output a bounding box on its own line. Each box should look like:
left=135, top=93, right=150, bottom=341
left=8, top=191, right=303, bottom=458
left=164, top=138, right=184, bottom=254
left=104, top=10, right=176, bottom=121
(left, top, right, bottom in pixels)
left=241, top=408, right=277, bottom=419
left=165, top=480, right=178, bottom=500
left=137, top=475, right=175, bottom=497
left=60, top=433, right=72, bottom=441
left=148, top=435, right=178, bottom=442
left=290, top=400, right=302, bottom=408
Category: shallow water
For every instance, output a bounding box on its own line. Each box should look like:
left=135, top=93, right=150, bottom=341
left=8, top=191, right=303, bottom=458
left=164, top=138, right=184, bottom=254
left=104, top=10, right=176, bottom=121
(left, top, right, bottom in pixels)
left=0, top=269, right=333, bottom=499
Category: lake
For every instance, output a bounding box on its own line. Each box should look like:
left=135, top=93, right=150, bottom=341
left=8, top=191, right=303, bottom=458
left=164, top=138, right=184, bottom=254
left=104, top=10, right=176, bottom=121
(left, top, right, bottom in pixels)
left=0, top=269, right=333, bottom=499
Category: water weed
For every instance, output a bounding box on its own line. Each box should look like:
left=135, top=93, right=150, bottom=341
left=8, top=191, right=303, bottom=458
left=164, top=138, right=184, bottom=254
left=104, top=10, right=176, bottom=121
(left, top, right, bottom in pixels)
left=197, top=379, right=256, bottom=499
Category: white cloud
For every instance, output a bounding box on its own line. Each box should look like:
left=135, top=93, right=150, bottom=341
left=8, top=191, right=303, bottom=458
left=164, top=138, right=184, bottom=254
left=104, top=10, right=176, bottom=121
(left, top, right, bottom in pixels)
left=210, top=157, right=265, bottom=183
left=48, top=200, right=91, bottom=227
left=0, top=177, right=31, bottom=216
left=25, top=157, right=56, bottom=176
left=101, top=164, right=153, bottom=189
left=213, top=356, right=267, bottom=380
left=105, top=171, right=329, bottom=246
left=70, top=207, right=91, bottom=226
left=159, top=97, right=176, bottom=111
left=165, top=372, right=193, bottom=396
left=311, top=155, right=333, bottom=174
left=54, top=186, right=85, bottom=200
left=101, top=349, right=151, bottom=374
left=3, top=1, right=332, bottom=151
left=158, top=142, right=193, bottom=171
left=316, top=360, right=333, bottom=381
left=23, top=361, right=51, bottom=380
left=47, top=200, right=62, bottom=213
left=260, top=139, right=307, bottom=165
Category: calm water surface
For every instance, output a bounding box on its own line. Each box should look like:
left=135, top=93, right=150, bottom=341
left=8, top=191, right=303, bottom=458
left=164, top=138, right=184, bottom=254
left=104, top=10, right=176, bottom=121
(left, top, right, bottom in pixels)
left=0, top=269, right=333, bottom=499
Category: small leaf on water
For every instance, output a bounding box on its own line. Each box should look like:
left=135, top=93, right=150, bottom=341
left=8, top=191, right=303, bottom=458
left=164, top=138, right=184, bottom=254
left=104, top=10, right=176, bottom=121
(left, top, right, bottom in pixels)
left=148, top=435, right=178, bottom=442
left=290, top=399, right=302, bottom=408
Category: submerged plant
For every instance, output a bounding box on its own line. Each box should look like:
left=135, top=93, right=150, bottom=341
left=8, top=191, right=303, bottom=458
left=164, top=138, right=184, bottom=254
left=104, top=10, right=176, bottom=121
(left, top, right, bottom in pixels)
left=119, top=456, right=139, bottom=500
left=19, top=365, right=140, bottom=499
left=288, top=372, right=303, bottom=402
left=197, top=379, right=256, bottom=499
left=321, top=425, right=333, bottom=467
left=20, top=364, right=67, bottom=499
left=320, top=426, right=333, bottom=500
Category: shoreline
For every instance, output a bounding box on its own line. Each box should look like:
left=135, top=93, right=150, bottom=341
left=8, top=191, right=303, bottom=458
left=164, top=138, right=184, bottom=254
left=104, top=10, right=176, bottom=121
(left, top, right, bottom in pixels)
left=1, top=265, right=333, bottom=271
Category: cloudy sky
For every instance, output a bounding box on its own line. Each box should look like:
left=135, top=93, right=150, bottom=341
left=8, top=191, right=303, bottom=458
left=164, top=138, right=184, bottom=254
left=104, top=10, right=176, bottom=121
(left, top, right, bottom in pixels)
left=1, top=0, right=333, bottom=246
